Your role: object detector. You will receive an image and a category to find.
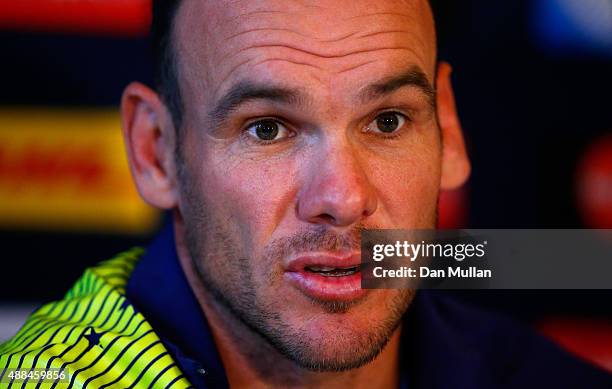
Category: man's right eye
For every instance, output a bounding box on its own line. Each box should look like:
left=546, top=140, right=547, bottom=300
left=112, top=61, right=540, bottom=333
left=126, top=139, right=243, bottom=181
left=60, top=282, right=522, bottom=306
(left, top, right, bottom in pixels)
left=245, top=119, right=291, bottom=142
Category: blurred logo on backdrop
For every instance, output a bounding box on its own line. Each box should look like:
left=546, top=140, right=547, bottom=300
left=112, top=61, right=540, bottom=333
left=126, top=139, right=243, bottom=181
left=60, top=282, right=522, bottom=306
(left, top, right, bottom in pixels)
left=532, top=0, right=612, bottom=56
left=0, top=0, right=151, bottom=37
left=576, top=134, right=612, bottom=228
left=0, top=109, right=159, bottom=233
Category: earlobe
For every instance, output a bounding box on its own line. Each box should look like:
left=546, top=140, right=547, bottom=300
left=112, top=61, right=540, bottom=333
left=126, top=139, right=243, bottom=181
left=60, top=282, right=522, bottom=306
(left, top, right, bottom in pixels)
left=120, top=82, right=179, bottom=209
left=436, top=62, right=471, bottom=190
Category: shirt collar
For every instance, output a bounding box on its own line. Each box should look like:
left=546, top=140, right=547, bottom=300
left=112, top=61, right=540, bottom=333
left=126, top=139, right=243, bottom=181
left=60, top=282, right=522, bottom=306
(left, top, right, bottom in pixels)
left=126, top=221, right=229, bottom=389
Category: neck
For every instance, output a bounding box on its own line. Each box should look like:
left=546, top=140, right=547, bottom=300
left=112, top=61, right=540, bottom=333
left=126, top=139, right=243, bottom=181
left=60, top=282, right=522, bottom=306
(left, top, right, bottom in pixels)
left=174, top=225, right=402, bottom=389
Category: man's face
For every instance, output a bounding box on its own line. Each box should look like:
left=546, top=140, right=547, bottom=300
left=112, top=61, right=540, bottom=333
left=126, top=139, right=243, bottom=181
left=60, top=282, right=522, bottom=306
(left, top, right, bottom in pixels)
left=174, top=0, right=439, bottom=371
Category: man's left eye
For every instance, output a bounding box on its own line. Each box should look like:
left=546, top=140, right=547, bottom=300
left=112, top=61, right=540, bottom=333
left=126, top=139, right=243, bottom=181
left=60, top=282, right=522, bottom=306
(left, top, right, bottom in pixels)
left=366, top=112, right=406, bottom=134
left=245, top=119, right=291, bottom=142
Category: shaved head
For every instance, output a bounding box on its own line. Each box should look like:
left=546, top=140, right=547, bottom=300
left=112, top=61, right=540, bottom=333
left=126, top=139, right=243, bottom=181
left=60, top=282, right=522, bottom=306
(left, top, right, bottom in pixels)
left=152, top=0, right=437, bottom=134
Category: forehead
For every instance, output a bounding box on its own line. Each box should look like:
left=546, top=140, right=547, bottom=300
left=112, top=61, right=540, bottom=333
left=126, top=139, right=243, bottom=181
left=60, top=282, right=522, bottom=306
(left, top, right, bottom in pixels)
left=174, top=0, right=436, bottom=106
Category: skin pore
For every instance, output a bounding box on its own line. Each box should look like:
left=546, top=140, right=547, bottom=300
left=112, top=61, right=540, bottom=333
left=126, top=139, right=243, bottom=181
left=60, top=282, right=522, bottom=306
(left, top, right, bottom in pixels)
left=121, top=0, right=470, bottom=387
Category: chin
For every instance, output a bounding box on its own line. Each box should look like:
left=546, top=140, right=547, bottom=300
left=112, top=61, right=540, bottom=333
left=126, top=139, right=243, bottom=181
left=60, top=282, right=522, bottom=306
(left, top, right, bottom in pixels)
left=262, top=289, right=414, bottom=372
left=277, top=313, right=401, bottom=372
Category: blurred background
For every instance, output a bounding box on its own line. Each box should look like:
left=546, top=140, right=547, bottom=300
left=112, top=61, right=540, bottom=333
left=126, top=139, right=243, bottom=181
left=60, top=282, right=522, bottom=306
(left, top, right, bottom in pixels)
left=0, top=0, right=610, bottom=370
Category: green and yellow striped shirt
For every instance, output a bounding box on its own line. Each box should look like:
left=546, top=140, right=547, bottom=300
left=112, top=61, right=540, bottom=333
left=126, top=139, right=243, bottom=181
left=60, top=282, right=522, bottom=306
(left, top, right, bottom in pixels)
left=0, top=248, right=192, bottom=388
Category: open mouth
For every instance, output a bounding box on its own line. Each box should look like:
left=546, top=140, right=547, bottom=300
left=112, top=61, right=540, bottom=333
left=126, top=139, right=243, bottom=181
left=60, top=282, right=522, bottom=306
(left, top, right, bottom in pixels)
left=304, top=265, right=361, bottom=277
left=285, top=253, right=365, bottom=301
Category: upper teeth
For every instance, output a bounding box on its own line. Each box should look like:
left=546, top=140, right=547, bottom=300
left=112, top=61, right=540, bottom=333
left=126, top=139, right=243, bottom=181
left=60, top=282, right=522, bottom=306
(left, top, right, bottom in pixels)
left=306, top=265, right=358, bottom=272
left=308, top=266, right=336, bottom=272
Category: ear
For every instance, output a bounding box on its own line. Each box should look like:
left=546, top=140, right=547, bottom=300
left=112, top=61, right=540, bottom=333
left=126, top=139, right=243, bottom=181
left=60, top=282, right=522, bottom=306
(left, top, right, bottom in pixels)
left=436, top=62, right=471, bottom=190
left=120, top=82, right=179, bottom=209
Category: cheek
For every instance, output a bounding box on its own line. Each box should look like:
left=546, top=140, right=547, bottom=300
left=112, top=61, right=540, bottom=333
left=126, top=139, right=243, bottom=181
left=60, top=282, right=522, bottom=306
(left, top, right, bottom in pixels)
left=368, top=135, right=442, bottom=227
left=202, top=152, right=300, bottom=247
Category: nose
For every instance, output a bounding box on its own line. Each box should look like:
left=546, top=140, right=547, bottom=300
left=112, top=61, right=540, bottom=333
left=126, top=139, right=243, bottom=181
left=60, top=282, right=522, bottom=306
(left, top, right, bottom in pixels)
left=297, top=139, right=378, bottom=227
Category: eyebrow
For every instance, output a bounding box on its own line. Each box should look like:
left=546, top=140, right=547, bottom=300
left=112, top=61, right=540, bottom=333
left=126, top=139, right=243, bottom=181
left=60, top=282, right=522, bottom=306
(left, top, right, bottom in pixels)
left=358, top=66, right=436, bottom=108
left=208, top=81, right=308, bottom=129
left=207, top=65, right=435, bottom=129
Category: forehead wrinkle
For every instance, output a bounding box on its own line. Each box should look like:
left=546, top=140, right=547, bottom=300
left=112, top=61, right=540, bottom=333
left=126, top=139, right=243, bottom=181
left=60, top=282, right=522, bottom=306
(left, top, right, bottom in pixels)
left=213, top=43, right=427, bottom=100
left=222, top=13, right=356, bottom=47
left=316, top=30, right=360, bottom=43
left=214, top=13, right=430, bottom=66
left=226, top=27, right=312, bottom=42
left=213, top=57, right=323, bottom=100
left=357, top=30, right=413, bottom=39
left=252, top=58, right=323, bottom=71
left=335, top=60, right=378, bottom=75
left=218, top=2, right=429, bottom=48
left=215, top=57, right=254, bottom=96
left=346, top=11, right=415, bottom=20
left=221, top=43, right=425, bottom=63
left=235, top=9, right=285, bottom=17
left=222, top=26, right=412, bottom=55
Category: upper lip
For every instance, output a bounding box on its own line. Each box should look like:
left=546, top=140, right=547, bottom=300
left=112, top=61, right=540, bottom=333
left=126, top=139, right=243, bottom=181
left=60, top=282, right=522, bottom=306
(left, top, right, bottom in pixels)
left=285, top=252, right=361, bottom=272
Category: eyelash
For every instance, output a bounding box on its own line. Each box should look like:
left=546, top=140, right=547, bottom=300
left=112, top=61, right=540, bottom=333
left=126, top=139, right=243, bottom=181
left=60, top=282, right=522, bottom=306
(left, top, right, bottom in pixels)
left=363, top=110, right=412, bottom=140
left=241, top=117, right=295, bottom=145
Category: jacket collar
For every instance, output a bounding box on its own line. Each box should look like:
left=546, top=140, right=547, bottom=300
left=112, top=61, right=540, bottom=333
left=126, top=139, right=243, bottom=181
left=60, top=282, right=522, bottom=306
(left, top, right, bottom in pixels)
left=126, top=222, right=229, bottom=389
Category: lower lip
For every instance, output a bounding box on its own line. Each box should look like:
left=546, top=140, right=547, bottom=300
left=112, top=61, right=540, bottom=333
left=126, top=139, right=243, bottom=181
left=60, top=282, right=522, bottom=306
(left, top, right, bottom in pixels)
left=284, top=270, right=366, bottom=301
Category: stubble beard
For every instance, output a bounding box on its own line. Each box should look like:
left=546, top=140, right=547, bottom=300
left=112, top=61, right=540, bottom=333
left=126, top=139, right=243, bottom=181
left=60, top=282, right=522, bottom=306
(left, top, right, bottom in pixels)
left=179, top=180, right=415, bottom=372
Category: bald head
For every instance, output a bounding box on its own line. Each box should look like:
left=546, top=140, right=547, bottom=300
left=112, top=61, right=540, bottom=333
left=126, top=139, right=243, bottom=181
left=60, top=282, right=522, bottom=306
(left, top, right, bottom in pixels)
left=152, top=0, right=437, bottom=132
